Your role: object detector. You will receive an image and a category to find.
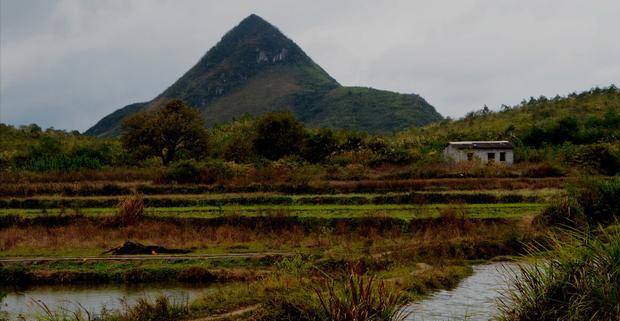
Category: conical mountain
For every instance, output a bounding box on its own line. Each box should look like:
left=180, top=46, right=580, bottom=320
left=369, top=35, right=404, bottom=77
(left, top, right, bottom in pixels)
left=86, top=14, right=441, bottom=136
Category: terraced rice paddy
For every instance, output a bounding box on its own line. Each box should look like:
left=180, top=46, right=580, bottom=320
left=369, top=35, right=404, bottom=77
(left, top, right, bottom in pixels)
left=0, top=178, right=558, bottom=319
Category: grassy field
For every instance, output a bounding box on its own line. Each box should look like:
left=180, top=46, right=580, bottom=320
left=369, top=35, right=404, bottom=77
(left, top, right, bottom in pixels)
left=0, top=178, right=555, bottom=320
left=0, top=203, right=545, bottom=220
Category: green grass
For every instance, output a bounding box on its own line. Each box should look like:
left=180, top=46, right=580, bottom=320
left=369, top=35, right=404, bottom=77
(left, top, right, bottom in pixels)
left=0, top=203, right=545, bottom=220
left=0, top=189, right=554, bottom=210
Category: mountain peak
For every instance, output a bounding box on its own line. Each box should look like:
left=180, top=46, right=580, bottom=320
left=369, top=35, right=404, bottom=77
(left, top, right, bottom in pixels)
left=85, top=15, right=441, bottom=137
left=223, top=13, right=287, bottom=44
left=239, top=13, right=269, bottom=25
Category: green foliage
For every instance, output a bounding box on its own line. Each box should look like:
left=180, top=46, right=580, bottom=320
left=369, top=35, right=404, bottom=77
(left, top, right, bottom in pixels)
left=209, top=116, right=257, bottom=163
left=305, top=87, right=442, bottom=133
left=499, top=228, right=620, bottom=321
left=0, top=123, right=124, bottom=171
left=398, top=85, right=620, bottom=174
left=200, top=159, right=236, bottom=184
left=539, top=178, right=620, bottom=227
left=301, top=128, right=339, bottom=163
left=254, top=112, right=305, bottom=160
left=27, top=295, right=190, bottom=321
left=274, top=254, right=312, bottom=277
left=163, top=160, right=202, bottom=184
left=560, top=143, right=620, bottom=175
left=121, top=100, right=208, bottom=165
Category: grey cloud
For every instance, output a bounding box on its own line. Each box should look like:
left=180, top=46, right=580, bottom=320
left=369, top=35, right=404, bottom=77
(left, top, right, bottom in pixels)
left=1, top=0, right=618, bottom=131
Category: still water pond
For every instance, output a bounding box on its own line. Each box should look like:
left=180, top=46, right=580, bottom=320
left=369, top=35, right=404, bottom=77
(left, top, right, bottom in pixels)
left=403, top=262, right=519, bottom=321
left=0, top=283, right=210, bottom=320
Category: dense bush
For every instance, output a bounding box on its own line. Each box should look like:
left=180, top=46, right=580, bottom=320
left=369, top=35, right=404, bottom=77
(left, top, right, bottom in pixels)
left=1, top=125, right=125, bottom=171
left=499, top=229, right=620, bottom=321
left=302, top=128, right=339, bottom=163
left=200, top=159, right=236, bottom=184
left=538, top=178, right=620, bottom=227
left=163, top=160, right=202, bottom=183
left=254, top=112, right=305, bottom=160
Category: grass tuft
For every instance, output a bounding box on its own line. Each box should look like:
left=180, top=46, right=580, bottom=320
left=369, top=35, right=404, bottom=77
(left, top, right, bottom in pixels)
left=498, top=227, right=620, bottom=321
left=113, top=193, right=145, bottom=226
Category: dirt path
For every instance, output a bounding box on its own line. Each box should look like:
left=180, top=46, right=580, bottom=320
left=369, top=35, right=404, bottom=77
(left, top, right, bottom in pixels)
left=189, top=305, right=261, bottom=321
left=0, top=253, right=292, bottom=263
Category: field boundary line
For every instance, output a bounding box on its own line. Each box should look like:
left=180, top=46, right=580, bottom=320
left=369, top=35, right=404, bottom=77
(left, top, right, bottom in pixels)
left=0, top=253, right=293, bottom=263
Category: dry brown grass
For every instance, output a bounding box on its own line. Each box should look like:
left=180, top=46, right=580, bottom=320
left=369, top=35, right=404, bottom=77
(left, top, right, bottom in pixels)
left=0, top=216, right=541, bottom=261
left=112, top=193, right=145, bottom=226
left=0, top=167, right=161, bottom=184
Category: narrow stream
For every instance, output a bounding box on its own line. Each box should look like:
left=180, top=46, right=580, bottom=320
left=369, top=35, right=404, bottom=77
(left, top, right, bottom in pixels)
left=403, top=262, right=519, bottom=321
left=1, top=262, right=520, bottom=320
left=0, top=283, right=211, bottom=320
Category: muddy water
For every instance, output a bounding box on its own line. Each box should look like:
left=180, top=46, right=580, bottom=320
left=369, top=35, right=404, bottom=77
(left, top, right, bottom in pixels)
left=0, top=283, right=210, bottom=320
left=403, top=262, right=519, bottom=321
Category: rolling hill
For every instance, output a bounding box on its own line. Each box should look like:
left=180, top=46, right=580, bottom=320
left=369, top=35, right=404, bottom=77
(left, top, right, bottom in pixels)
left=85, top=14, right=441, bottom=136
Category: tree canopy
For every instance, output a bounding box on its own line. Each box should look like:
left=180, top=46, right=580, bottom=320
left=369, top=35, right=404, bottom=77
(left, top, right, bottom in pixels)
left=121, top=100, right=208, bottom=165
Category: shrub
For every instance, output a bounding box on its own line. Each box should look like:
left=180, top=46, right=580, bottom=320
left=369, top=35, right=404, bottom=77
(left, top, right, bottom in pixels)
left=254, top=111, right=305, bottom=160
left=538, top=178, right=620, bottom=227
left=114, top=193, right=145, bottom=226
left=340, top=164, right=368, bottom=181
left=302, top=129, right=339, bottom=163
left=537, top=197, right=586, bottom=227
left=562, top=144, right=620, bottom=176
left=200, top=159, right=235, bottom=184
left=522, top=162, right=565, bottom=178
left=163, top=160, right=201, bottom=183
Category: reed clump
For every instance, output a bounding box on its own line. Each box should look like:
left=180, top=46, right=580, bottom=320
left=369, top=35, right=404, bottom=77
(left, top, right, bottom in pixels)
left=312, top=270, right=408, bottom=321
left=499, top=228, right=620, bottom=321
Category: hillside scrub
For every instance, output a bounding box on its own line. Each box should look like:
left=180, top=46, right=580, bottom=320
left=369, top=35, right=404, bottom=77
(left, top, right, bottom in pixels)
left=2, top=86, right=619, bottom=179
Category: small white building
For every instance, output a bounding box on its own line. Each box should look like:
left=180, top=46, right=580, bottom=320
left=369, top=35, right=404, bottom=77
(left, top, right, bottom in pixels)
left=443, top=141, right=514, bottom=165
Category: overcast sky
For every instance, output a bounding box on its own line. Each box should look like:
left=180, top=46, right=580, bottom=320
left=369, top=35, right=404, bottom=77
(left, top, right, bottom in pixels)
left=1, top=0, right=619, bottom=132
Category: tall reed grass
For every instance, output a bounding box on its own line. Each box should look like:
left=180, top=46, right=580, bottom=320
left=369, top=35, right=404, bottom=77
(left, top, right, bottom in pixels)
left=27, top=295, right=190, bottom=321
left=498, top=227, right=620, bottom=321
left=312, top=270, right=409, bottom=321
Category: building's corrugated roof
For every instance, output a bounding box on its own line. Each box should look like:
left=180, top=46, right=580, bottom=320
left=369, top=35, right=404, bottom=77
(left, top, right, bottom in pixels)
left=447, top=141, right=514, bottom=149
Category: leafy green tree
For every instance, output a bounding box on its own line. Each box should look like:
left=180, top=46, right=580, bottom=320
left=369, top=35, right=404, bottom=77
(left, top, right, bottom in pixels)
left=253, top=111, right=305, bottom=160
left=121, top=100, right=208, bottom=165
left=302, top=128, right=338, bottom=163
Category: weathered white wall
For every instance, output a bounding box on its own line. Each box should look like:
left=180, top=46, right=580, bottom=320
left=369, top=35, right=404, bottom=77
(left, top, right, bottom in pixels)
left=443, top=146, right=514, bottom=165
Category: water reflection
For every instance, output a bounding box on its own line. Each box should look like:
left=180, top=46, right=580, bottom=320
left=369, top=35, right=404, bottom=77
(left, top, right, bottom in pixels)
left=403, top=262, right=519, bottom=321
left=0, top=283, right=210, bottom=320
